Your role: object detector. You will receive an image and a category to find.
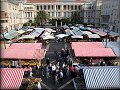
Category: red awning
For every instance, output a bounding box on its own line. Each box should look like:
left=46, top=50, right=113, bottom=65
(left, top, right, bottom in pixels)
left=0, top=68, right=24, bottom=90
left=72, top=42, right=116, bottom=57
left=72, top=42, right=105, bottom=49
left=8, top=43, right=42, bottom=49
left=1, top=49, right=45, bottom=59
left=74, top=47, right=116, bottom=57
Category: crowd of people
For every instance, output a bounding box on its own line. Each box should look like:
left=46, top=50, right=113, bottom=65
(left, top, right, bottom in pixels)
left=41, top=48, right=80, bottom=85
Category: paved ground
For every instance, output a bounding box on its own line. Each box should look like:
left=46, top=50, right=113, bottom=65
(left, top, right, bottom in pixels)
left=20, top=27, right=86, bottom=89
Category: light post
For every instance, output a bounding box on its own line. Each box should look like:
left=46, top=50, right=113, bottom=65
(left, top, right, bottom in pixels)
left=104, top=25, right=112, bottom=48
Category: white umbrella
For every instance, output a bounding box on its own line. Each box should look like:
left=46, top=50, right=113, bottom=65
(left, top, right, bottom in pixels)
left=55, top=34, right=68, bottom=39
left=42, top=35, right=55, bottom=40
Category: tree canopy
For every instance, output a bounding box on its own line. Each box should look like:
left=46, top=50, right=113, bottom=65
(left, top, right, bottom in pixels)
left=34, top=10, right=48, bottom=26
left=71, top=11, right=81, bottom=25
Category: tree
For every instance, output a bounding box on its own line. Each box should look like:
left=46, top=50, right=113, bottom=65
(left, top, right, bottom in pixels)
left=71, top=11, right=81, bottom=25
left=28, top=20, right=32, bottom=26
left=61, top=18, right=71, bottom=25
left=34, top=10, right=48, bottom=26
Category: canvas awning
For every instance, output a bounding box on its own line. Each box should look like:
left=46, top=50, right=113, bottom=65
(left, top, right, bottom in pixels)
left=65, top=29, right=75, bottom=36
left=1, top=68, right=24, bottom=89
left=45, top=28, right=56, bottom=33
left=71, top=35, right=83, bottom=39
left=72, top=42, right=105, bottom=49
left=4, top=30, right=18, bottom=40
left=30, top=31, right=41, bottom=37
left=18, top=35, right=36, bottom=40
left=55, top=34, right=68, bottom=38
left=1, top=48, right=45, bottom=59
left=16, top=30, right=26, bottom=34
left=72, top=42, right=116, bottom=57
left=87, top=34, right=100, bottom=38
left=109, top=32, right=119, bottom=37
left=8, top=43, right=42, bottom=49
left=82, top=31, right=92, bottom=35
left=4, top=33, right=14, bottom=39
left=73, top=47, right=116, bottom=57
left=82, top=66, right=120, bottom=89
left=42, top=35, right=55, bottom=40
left=90, top=29, right=107, bottom=36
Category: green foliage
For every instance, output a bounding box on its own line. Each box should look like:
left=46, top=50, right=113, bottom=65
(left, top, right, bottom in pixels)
left=61, top=18, right=71, bottom=25
left=71, top=11, right=81, bottom=24
left=34, top=10, right=49, bottom=26
left=23, top=23, right=28, bottom=26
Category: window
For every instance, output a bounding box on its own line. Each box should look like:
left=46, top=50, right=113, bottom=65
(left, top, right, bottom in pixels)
left=44, top=5, right=46, bottom=10
left=48, top=12, right=50, bottom=16
left=68, top=5, right=70, bottom=10
left=48, top=5, right=50, bottom=10
left=52, top=5, right=54, bottom=10
left=58, top=5, right=60, bottom=10
left=37, top=5, right=39, bottom=10
left=64, top=5, right=66, bottom=10
left=75, top=5, right=77, bottom=10
left=58, top=12, right=60, bottom=16
left=71, top=5, right=73, bottom=10
left=40, top=6, right=42, bottom=10
left=79, top=6, right=81, bottom=10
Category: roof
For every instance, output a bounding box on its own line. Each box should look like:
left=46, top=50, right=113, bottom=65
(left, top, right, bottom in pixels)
left=0, top=68, right=24, bottom=89
left=72, top=42, right=116, bottom=57
left=74, top=47, right=116, bottom=57
left=72, top=42, right=105, bottom=48
left=26, top=0, right=85, bottom=3
left=18, top=35, right=36, bottom=40
left=8, top=43, right=42, bottom=49
left=71, top=35, right=83, bottom=39
left=82, top=66, right=120, bottom=89
left=1, top=43, right=44, bottom=59
left=4, top=30, right=18, bottom=40
left=87, top=34, right=100, bottom=38
left=1, top=49, right=45, bottom=59
left=103, top=42, right=120, bottom=57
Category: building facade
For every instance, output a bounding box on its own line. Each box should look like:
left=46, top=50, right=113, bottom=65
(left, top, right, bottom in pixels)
left=101, top=0, right=120, bottom=33
left=24, top=0, right=85, bottom=24
left=80, top=0, right=101, bottom=27
left=0, top=0, right=26, bottom=32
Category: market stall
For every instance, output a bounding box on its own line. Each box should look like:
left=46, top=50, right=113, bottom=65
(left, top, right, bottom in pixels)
left=82, top=66, right=120, bottom=89
left=0, top=68, right=25, bottom=89
left=71, top=42, right=116, bottom=65
left=1, top=43, right=45, bottom=67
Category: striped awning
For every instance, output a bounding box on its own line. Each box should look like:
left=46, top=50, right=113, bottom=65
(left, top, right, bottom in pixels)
left=0, top=68, right=24, bottom=89
left=82, top=66, right=120, bottom=89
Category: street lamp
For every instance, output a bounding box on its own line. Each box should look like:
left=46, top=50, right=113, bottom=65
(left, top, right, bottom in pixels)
left=104, top=25, right=112, bottom=48
left=0, top=25, right=6, bottom=49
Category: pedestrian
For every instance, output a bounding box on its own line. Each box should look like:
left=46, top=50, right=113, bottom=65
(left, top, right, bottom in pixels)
left=61, top=48, right=65, bottom=59
left=52, top=63, right=56, bottom=79
left=59, top=70, right=63, bottom=83
left=69, top=65, right=74, bottom=78
left=41, top=64, right=44, bottom=76
left=29, top=66, right=33, bottom=77
left=63, top=66, right=67, bottom=79
left=43, top=64, right=49, bottom=78
left=54, top=50, right=59, bottom=63
left=46, top=58, right=50, bottom=65
left=55, top=73, right=59, bottom=86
